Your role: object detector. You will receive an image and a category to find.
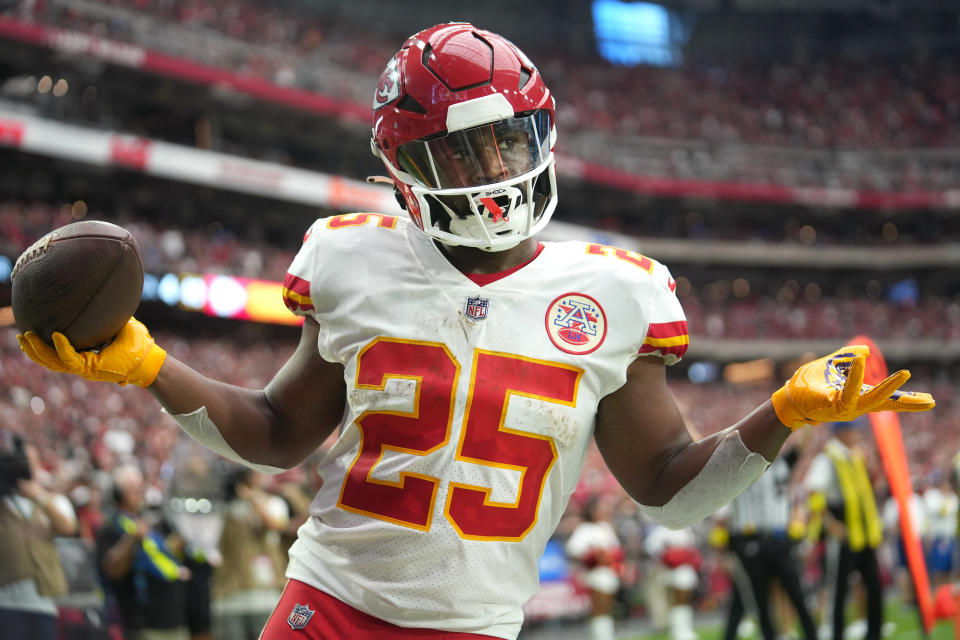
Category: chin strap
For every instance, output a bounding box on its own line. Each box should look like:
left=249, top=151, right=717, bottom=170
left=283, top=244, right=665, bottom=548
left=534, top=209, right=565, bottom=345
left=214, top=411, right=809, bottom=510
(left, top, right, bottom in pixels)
left=365, top=175, right=407, bottom=211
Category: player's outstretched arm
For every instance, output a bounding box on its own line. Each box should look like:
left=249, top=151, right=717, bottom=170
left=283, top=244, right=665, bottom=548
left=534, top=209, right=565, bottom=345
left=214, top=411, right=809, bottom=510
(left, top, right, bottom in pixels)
left=595, top=356, right=787, bottom=518
left=150, top=317, right=345, bottom=470
left=19, top=317, right=346, bottom=471
left=595, top=345, right=934, bottom=529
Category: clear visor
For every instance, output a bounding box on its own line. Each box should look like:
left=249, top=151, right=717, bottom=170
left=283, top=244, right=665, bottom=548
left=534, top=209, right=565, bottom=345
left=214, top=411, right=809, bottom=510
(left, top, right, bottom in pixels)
left=397, top=111, right=551, bottom=189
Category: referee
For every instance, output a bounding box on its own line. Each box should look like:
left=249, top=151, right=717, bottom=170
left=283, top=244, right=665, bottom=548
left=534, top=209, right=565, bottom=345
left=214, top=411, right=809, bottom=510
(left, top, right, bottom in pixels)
left=722, top=450, right=818, bottom=640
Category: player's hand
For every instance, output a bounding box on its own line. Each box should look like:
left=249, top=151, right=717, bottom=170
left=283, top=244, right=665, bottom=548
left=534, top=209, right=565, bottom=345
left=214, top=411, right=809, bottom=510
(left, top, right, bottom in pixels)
left=771, top=345, right=934, bottom=430
left=17, top=317, right=166, bottom=388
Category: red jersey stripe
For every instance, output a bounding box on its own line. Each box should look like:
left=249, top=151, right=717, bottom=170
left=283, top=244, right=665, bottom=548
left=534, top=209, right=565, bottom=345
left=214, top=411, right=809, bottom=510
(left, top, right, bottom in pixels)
left=638, top=342, right=689, bottom=358
left=282, top=274, right=314, bottom=313
left=283, top=273, right=311, bottom=296
left=644, top=320, right=688, bottom=339
left=640, top=320, right=689, bottom=358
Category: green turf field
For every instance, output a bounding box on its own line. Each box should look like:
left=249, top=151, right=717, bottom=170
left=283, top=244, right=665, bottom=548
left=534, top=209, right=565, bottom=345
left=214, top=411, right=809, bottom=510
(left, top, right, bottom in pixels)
left=621, top=602, right=956, bottom=640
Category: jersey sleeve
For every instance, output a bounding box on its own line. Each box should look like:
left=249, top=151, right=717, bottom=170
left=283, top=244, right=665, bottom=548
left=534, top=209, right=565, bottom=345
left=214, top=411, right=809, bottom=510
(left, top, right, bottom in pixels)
left=635, top=261, right=689, bottom=365
left=282, top=222, right=316, bottom=318
left=281, top=218, right=330, bottom=319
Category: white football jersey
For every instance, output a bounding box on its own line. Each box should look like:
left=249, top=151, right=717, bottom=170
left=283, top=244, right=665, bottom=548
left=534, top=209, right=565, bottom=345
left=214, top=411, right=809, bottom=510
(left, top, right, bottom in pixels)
left=281, top=213, right=687, bottom=639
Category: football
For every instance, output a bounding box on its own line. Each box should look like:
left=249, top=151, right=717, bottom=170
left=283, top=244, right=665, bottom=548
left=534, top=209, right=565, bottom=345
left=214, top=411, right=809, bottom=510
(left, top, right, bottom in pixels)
left=11, top=220, right=144, bottom=350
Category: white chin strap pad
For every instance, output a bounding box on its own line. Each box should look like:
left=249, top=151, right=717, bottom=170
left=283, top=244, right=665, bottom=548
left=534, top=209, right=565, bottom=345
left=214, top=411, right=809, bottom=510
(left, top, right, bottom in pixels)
left=168, top=406, right=287, bottom=475
left=446, top=211, right=524, bottom=251
left=637, top=428, right=770, bottom=530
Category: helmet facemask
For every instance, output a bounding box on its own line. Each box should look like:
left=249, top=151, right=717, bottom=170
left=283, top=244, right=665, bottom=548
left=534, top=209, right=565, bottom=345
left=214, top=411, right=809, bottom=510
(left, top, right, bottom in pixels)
left=384, top=110, right=557, bottom=251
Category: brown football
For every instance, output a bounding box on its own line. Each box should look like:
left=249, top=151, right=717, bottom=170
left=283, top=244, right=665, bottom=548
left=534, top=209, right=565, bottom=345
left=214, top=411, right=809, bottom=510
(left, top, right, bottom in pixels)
left=11, top=220, right=144, bottom=350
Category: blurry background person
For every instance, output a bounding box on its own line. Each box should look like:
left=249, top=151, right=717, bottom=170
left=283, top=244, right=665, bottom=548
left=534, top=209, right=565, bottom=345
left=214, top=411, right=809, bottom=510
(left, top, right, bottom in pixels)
left=645, top=522, right=702, bottom=640
left=71, top=478, right=105, bottom=547
left=641, top=521, right=673, bottom=634
left=181, top=549, right=215, bottom=640
left=271, top=465, right=317, bottom=553
left=721, top=449, right=818, bottom=640
left=166, top=443, right=224, bottom=640
left=921, top=470, right=958, bottom=588
left=0, top=432, right=77, bottom=640
left=879, top=480, right=925, bottom=609
left=211, top=468, right=289, bottom=640
left=566, top=495, right=624, bottom=640
left=804, top=421, right=884, bottom=640
left=96, top=463, right=191, bottom=640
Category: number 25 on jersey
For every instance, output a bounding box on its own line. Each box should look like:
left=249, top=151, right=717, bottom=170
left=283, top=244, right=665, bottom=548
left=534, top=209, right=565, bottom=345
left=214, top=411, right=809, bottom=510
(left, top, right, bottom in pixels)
left=338, top=338, right=582, bottom=542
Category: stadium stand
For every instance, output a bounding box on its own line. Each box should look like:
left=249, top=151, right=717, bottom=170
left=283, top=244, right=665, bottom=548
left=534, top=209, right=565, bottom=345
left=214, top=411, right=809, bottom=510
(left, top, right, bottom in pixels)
left=0, top=1, right=957, bottom=638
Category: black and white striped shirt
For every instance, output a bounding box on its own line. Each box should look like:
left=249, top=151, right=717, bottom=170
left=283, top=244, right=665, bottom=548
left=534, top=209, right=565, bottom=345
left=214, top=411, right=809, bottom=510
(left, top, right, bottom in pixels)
left=729, top=456, right=793, bottom=534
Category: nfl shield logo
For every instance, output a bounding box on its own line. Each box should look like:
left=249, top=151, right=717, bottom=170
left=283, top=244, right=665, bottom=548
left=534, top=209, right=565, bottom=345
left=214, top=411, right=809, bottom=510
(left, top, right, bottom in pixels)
left=287, top=603, right=315, bottom=630
left=464, top=296, right=489, bottom=321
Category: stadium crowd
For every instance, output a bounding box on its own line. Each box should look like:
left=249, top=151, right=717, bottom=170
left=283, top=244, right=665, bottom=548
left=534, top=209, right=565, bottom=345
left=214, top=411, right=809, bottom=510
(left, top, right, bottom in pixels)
left=20, top=0, right=960, bottom=149
left=4, top=0, right=960, bottom=190
left=0, top=208, right=960, bottom=628
left=4, top=201, right=956, bottom=343
left=0, top=201, right=296, bottom=285
left=0, top=3, right=956, bottom=634
left=2, top=205, right=955, bottom=637
left=3, top=201, right=957, bottom=639
left=1, top=328, right=956, bottom=637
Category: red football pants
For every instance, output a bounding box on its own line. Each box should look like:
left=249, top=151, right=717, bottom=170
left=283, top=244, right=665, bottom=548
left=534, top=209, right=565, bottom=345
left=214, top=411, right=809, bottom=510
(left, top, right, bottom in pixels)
left=259, top=579, right=505, bottom=639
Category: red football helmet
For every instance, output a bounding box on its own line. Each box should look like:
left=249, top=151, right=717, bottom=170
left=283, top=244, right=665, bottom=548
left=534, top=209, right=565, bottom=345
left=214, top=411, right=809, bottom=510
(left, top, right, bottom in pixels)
left=371, top=23, right=557, bottom=251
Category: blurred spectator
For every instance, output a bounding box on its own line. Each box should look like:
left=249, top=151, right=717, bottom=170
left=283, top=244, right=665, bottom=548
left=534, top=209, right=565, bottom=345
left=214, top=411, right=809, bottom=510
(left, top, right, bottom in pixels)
left=164, top=445, right=222, bottom=640
left=71, top=479, right=105, bottom=545
left=97, top=463, right=191, bottom=640
left=183, top=551, right=215, bottom=640
left=921, top=471, right=958, bottom=587
left=565, top=495, right=624, bottom=640
left=5, top=0, right=960, bottom=190
left=0, top=202, right=296, bottom=283
left=644, top=523, right=702, bottom=640
left=880, top=478, right=928, bottom=607
left=5, top=202, right=960, bottom=350
left=720, top=449, right=817, bottom=640
left=274, top=470, right=315, bottom=553
left=804, top=422, right=884, bottom=640
left=211, top=468, right=289, bottom=640
left=0, top=432, right=77, bottom=640
left=15, top=0, right=960, bottom=152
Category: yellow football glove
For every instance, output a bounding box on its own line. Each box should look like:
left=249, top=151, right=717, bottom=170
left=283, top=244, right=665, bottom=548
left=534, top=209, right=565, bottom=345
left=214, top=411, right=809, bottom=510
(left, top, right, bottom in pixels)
left=17, top=317, right=166, bottom=388
left=771, top=344, right=934, bottom=430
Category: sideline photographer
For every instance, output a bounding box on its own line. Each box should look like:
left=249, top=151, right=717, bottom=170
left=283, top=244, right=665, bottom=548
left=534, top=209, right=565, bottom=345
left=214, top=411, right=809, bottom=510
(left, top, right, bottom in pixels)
left=212, top=468, right=289, bottom=640
left=0, top=432, right=78, bottom=640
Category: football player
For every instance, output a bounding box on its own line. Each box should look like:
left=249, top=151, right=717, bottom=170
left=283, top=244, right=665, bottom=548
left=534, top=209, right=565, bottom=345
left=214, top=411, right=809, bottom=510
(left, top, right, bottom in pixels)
left=18, top=22, right=934, bottom=640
